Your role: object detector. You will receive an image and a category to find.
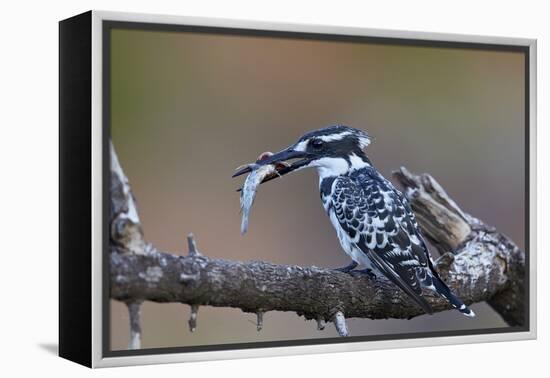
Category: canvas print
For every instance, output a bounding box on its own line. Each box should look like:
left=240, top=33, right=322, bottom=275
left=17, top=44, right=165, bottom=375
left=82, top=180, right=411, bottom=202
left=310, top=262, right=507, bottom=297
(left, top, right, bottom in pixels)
left=106, top=24, right=527, bottom=354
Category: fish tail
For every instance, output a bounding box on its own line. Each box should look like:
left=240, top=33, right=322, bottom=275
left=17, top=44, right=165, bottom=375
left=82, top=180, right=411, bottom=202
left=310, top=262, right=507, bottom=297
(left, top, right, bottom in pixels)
left=240, top=213, right=249, bottom=235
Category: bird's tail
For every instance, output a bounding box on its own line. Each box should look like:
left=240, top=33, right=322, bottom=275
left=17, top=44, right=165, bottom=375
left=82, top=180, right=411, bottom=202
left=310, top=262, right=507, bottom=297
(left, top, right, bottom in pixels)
left=431, top=274, right=475, bottom=318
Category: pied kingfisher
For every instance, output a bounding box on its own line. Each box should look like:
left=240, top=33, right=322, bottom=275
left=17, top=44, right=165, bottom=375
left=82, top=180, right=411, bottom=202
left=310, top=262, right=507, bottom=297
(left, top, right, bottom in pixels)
left=234, top=125, right=474, bottom=317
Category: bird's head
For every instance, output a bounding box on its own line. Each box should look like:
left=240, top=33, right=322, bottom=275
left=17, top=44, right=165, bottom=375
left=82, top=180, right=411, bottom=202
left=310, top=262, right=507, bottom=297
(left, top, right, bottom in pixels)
left=233, top=125, right=372, bottom=182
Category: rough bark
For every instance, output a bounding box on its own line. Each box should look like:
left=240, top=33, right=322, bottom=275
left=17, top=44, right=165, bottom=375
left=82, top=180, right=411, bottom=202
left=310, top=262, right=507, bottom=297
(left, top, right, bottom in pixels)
left=109, top=144, right=525, bottom=347
left=392, top=167, right=525, bottom=326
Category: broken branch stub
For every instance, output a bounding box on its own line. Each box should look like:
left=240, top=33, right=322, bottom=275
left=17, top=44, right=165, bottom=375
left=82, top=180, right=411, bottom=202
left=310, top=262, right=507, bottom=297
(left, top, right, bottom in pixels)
left=109, top=143, right=526, bottom=348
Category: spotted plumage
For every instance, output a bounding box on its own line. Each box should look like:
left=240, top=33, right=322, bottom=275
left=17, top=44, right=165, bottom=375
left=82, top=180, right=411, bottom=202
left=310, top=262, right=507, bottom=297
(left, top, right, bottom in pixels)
left=234, top=125, right=475, bottom=317
left=324, top=168, right=438, bottom=313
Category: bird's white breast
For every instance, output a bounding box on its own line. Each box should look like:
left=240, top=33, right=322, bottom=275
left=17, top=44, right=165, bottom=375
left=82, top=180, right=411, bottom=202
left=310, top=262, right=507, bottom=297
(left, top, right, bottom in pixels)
left=327, top=207, right=374, bottom=271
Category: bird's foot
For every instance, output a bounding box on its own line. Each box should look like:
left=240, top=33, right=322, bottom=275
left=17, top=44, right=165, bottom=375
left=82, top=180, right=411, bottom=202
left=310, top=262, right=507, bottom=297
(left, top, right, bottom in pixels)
left=351, top=268, right=377, bottom=280
left=333, top=261, right=358, bottom=273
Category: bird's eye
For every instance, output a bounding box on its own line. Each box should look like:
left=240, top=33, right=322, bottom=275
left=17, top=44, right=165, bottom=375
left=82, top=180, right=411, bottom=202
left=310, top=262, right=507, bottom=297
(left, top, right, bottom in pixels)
left=311, top=139, right=324, bottom=149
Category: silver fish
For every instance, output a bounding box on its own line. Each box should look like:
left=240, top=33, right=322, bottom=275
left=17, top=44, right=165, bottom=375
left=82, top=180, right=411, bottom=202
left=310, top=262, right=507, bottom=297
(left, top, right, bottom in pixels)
left=238, top=163, right=279, bottom=235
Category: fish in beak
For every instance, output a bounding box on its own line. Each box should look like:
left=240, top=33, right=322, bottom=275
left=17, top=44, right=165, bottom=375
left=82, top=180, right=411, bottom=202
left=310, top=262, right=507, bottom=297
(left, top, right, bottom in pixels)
left=233, top=150, right=313, bottom=234
left=232, top=147, right=313, bottom=185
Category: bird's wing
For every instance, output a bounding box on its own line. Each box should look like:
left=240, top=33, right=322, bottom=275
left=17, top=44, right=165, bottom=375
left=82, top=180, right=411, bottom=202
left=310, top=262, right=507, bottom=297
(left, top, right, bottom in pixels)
left=331, top=173, right=433, bottom=314
left=389, top=181, right=443, bottom=277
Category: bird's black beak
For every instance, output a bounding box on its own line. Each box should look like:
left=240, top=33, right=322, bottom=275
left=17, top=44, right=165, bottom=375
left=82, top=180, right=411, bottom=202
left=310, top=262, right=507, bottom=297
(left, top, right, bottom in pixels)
left=232, top=147, right=313, bottom=182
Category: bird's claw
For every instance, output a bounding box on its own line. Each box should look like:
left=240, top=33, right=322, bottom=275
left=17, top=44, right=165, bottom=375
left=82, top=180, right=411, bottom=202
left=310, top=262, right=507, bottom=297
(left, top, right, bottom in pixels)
left=350, top=268, right=377, bottom=280
left=333, top=261, right=358, bottom=273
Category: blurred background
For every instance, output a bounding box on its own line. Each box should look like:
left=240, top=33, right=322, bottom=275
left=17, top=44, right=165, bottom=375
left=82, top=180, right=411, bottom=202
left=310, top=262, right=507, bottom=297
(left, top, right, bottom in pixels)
left=109, top=27, right=525, bottom=350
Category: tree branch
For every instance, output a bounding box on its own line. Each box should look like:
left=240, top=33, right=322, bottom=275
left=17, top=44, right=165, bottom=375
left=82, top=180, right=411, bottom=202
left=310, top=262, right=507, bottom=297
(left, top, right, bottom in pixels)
left=392, top=167, right=525, bottom=326
left=126, top=301, right=142, bottom=350
left=110, top=145, right=525, bottom=346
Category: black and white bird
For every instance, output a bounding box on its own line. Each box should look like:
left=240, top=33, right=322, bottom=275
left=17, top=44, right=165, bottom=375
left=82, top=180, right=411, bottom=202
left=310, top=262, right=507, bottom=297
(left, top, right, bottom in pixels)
left=233, top=125, right=474, bottom=317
